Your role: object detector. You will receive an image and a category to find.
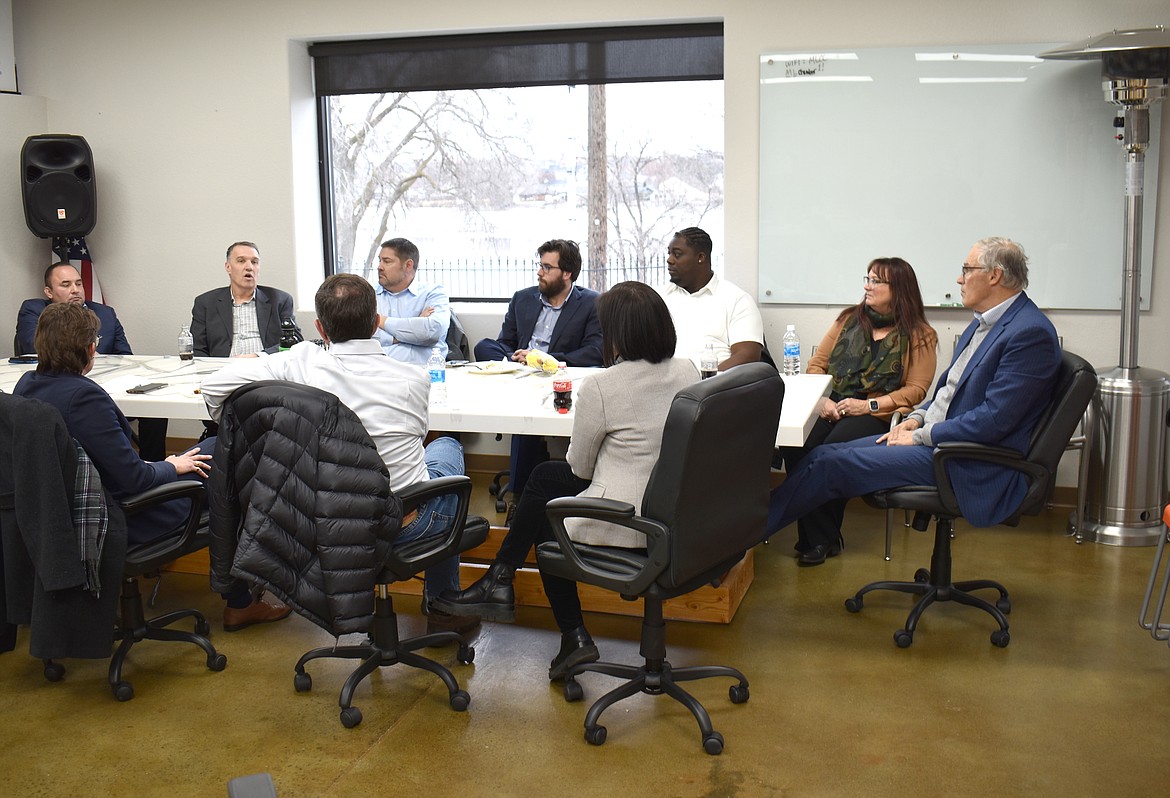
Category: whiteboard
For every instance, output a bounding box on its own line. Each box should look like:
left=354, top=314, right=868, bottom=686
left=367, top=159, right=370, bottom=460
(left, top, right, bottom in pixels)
left=758, top=43, right=1160, bottom=310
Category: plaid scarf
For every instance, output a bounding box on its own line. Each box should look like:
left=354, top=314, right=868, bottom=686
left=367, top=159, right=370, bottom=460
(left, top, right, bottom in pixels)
left=73, top=444, right=109, bottom=596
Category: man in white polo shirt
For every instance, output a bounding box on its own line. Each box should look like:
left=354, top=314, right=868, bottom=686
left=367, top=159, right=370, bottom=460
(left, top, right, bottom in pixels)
left=656, top=227, right=764, bottom=371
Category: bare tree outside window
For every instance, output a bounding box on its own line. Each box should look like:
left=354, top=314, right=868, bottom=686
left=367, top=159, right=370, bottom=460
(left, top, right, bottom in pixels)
left=324, top=81, right=724, bottom=298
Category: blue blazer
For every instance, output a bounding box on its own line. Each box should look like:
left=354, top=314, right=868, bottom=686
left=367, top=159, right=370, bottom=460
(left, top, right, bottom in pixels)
left=14, top=371, right=186, bottom=542
left=489, top=285, right=603, bottom=367
left=16, top=299, right=132, bottom=357
left=922, top=292, right=1061, bottom=526
left=190, top=285, right=300, bottom=357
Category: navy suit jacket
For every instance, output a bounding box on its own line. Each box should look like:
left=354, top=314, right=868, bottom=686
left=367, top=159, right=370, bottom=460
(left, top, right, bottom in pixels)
left=487, top=285, right=603, bottom=367
left=16, top=299, right=132, bottom=357
left=14, top=371, right=186, bottom=542
left=918, top=292, right=1061, bottom=525
left=189, top=285, right=299, bottom=357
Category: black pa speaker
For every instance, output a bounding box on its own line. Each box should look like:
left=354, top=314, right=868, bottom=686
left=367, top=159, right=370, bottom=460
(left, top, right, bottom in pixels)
left=21, top=134, right=98, bottom=238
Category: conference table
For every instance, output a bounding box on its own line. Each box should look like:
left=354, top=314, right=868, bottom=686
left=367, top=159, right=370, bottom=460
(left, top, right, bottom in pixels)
left=0, top=354, right=832, bottom=447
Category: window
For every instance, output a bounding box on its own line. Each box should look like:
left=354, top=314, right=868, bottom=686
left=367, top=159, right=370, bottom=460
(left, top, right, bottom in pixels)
left=311, top=25, right=724, bottom=300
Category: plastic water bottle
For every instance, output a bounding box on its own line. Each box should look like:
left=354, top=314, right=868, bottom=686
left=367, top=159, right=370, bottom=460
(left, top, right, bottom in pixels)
left=427, top=347, right=447, bottom=405
left=782, top=324, right=801, bottom=376
left=700, top=343, right=718, bottom=379
left=178, top=324, right=193, bottom=361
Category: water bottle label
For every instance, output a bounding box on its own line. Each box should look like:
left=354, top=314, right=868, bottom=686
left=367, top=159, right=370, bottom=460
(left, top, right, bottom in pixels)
left=429, top=370, right=445, bottom=384
left=783, top=343, right=799, bottom=357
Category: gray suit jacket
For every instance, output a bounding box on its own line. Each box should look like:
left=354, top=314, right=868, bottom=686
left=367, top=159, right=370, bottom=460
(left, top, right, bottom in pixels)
left=190, top=285, right=299, bottom=357
left=565, top=357, right=699, bottom=547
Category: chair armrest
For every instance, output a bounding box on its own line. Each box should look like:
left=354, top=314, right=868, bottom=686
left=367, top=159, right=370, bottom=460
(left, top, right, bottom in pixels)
left=932, top=442, right=1050, bottom=517
left=120, top=479, right=206, bottom=515
left=119, top=479, right=208, bottom=564
left=542, top=496, right=671, bottom=595
left=385, top=475, right=481, bottom=575
left=396, top=475, right=471, bottom=514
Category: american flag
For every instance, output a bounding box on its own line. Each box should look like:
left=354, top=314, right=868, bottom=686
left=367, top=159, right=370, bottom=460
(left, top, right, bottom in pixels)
left=53, top=235, right=103, bottom=303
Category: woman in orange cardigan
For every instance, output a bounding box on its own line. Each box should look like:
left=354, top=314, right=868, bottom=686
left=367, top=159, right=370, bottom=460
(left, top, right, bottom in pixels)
left=780, top=257, right=937, bottom=565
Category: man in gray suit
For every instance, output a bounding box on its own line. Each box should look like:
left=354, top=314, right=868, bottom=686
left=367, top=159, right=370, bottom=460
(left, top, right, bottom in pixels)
left=189, top=241, right=302, bottom=358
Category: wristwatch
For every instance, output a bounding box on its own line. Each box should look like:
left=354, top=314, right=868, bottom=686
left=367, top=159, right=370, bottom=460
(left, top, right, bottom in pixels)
left=868, top=399, right=881, bottom=414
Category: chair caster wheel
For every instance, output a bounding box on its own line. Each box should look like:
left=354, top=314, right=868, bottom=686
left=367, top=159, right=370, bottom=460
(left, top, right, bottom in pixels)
left=457, top=644, right=475, bottom=664
left=43, top=661, right=65, bottom=682
left=113, top=681, right=134, bottom=701
left=340, top=706, right=363, bottom=728
left=195, top=618, right=211, bottom=636
left=584, top=725, right=607, bottom=746
left=563, top=679, right=584, bottom=702
left=913, top=568, right=931, bottom=583
left=450, top=690, right=470, bottom=711
left=996, top=597, right=1012, bottom=614
left=495, top=499, right=507, bottom=514
left=207, top=653, right=227, bottom=671
left=991, top=629, right=1011, bottom=648
left=729, top=684, right=749, bottom=704
left=894, top=630, right=914, bottom=648
left=844, top=597, right=863, bottom=613
left=703, top=731, right=725, bottom=755
left=294, top=672, right=312, bottom=692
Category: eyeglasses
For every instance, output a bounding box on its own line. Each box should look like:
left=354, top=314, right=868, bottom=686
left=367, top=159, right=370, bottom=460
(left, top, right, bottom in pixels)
left=862, top=276, right=887, bottom=286
left=536, top=262, right=562, bottom=273
left=960, top=265, right=985, bottom=277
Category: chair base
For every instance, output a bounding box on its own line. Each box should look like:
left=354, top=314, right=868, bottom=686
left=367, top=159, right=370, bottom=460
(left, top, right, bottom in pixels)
left=293, top=591, right=474, bottom=728
left=563, top=659, right=747, bottom=755
left=560, top=598, right=748, bottom=755
left=108, top=575, right=226, bottom=701
left=845, top=517, right=1012, bottom=648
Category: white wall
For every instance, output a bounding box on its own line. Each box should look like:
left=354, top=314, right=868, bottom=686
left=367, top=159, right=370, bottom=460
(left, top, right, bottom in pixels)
left=4, top=0, right=1168, bottom=477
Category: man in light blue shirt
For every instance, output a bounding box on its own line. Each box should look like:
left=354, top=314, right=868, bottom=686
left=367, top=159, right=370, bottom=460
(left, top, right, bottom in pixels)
left=373, top=238, right=450, bottom=365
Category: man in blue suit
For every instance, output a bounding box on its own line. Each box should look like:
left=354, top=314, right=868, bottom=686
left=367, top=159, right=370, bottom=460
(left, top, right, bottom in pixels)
left=765, top=237, right=1061, bottom=563
left=16, top=262, right=169, bottom=461
left=16, top=262, right=131, bottom=356
left=474, top=239, right=603, bottom=506
left=474, top=239, right=603, bottom=367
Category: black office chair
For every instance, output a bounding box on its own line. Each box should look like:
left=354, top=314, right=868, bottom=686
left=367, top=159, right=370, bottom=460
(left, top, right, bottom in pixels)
left=849, top=351, right=1097, bottom=648
left=209, top=380, right=489, bottom=728
left=110, top=480, right=226, bottom=701
left=447, top=308, right=471, bottom=362
left=293, top=474, right=489, bottom=728
left=1, top=392, right=224, bottom=699
left=536, top=363, right=784, bottom=754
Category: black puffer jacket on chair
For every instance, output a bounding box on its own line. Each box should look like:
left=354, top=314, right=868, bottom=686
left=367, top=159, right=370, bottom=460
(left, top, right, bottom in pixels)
left=208, top=380, right=403, bottom=635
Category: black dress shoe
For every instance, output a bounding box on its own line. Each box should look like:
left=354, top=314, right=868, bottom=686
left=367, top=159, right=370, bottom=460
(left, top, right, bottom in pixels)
left=797, top=539, right=844, bottom=567
left=549, top=625, right=600, bottom=681
left=429, top=561, right=516, bottom=622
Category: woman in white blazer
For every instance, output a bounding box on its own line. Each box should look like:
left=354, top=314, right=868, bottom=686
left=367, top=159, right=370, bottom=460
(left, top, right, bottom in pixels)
left=432, top=282, right=699, bottom=680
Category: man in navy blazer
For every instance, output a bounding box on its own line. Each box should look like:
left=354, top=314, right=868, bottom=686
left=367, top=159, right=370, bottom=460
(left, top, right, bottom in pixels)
left=474, top=239, right=603, bottom=505
left=473, top=239, right=602, bottom=367
left=189, top=241, right=301, bottom=358
left=16, top=262, right=131, bottom=356
left=16, top=262, right=169, bottom=460
left=765, top=237, right=1061, bottom=562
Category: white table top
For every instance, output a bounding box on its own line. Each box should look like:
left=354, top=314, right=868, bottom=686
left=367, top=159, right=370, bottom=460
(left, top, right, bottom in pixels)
left=1, top=355, right=830, bottom=447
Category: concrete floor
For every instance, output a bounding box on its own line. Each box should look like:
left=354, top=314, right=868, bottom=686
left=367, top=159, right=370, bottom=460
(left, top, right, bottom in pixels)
left=2, top=501, right=1169, bottom=797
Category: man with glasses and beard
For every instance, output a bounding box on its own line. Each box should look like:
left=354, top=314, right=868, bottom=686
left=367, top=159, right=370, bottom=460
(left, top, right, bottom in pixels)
left=472, top=239, right=603, bottom=515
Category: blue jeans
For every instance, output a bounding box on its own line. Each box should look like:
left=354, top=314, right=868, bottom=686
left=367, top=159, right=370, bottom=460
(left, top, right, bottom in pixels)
left=398, top=435, right=465, bottom=599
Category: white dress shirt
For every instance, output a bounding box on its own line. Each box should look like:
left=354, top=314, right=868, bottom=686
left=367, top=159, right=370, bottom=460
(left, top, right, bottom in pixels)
left=656, top=274, right=764, bottom=368
left=200, top=338, right=430, bottom=489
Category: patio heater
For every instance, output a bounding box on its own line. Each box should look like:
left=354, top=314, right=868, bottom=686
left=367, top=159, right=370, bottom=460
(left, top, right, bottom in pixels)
left=1041, top=27, right=1170, bottom=546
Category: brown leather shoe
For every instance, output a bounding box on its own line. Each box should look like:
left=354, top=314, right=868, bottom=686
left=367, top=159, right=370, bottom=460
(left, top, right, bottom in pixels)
left=223, top=596, right=293, bottom=632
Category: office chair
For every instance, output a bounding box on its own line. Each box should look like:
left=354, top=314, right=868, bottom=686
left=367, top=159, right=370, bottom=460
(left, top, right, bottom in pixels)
left=110, top=480, right=226, bottom=701
left=536, top=363, right=784, bottom=754
left=447, top=308, right=471, bottom=362
left=850, top=351, right=1097, bottom=648
left=1, top=392, right=224, bottom=699
left=293, top=474, right=489, bottom=728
